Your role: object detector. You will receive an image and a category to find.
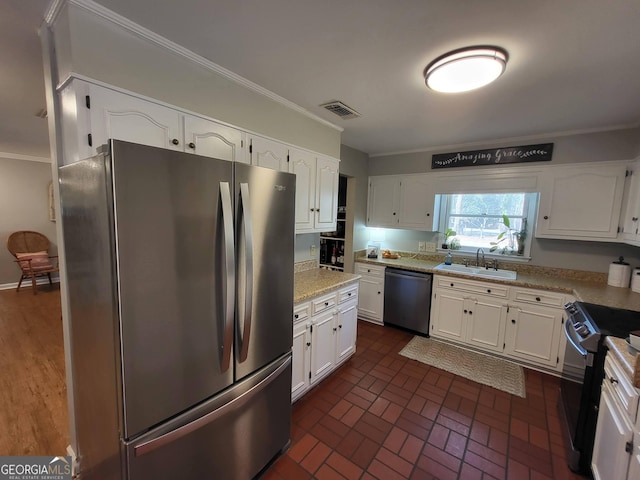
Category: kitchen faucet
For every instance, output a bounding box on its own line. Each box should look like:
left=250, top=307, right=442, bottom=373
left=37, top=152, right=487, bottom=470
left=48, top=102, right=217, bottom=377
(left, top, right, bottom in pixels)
left=476, top=248, right=484, bottom=267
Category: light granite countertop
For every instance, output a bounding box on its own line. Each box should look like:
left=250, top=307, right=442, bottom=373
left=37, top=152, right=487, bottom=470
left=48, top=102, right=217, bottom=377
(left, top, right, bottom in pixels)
left=294, top=268, right=361, bottom=304
left=605, top=337, right=640, bottom=388
left=356, top=255, right=640, bottom=311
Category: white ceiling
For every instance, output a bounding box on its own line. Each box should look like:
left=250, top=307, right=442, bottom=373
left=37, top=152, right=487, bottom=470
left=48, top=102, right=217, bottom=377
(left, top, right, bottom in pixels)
left=3, top=0, right=640, bottom=158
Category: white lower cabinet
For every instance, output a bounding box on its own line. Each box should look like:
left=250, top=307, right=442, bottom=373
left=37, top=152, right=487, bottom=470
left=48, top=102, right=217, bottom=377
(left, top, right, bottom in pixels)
left=431, top=283, right=506, bottom=352
left=292, top=282, right=359, bottom=402
left=592, top=354, right=638, bottom=480
left=355, top=263, right=385, bottom=324
left=430, top=275, right=566, bottom=373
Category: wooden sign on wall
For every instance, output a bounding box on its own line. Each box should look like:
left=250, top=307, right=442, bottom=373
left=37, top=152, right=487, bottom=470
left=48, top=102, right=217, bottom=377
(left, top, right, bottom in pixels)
left=432, top=143, right=554, bottom=169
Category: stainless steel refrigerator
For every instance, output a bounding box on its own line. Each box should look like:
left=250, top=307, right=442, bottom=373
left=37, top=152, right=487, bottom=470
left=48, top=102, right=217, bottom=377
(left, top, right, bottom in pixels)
left=58, top=140, right=295, bottom=480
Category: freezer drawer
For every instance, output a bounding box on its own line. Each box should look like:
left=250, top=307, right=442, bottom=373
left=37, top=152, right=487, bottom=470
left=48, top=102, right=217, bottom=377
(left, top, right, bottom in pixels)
left=125, top=354, right=292, bottom=480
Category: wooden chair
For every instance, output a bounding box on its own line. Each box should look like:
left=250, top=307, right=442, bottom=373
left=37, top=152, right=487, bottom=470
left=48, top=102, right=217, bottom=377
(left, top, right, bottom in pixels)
left=6, top=231, right=59, bottom=294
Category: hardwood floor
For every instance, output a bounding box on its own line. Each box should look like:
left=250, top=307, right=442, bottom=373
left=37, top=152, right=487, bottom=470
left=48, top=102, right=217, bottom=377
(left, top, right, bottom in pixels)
left=0, top=284, right=68, bottom=455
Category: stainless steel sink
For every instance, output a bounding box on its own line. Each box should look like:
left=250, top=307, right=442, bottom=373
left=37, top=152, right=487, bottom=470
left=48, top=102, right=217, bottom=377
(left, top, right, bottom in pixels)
left=433, top=263, right=517, bottom=280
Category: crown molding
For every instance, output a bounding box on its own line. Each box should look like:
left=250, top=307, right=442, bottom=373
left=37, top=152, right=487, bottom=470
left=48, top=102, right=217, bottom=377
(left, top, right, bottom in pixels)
left=368, top=122, right=640, bottom=158
left=46, top=0, right=343, bottom=133
left=0, top=152, right=51, bottom=163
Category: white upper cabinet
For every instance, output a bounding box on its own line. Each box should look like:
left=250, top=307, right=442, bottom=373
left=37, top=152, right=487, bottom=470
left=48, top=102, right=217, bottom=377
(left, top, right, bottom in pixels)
left=367, top=176, right=400, bottom=227
left=315, top=156, right=339, bottom=230
left=290, top=150, right=339, bottom=233
left=183, top=116, right=247, bottom=163
left=367, top=175, right=436, bottom=230
left=536, top=163, right=627, bottom=240
left=249, top=136, right=289, bottom=172
left=398, top=175, right=436, bottom=230
left=88, top=82, right=183, bottom=152
left=290, top=149, right=316, bottom=231
left=622, top=160, right=640, bottom=246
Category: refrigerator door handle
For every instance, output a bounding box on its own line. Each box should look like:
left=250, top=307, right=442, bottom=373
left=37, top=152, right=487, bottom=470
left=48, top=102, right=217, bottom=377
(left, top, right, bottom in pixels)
left=220, top=182, right=235, bottom=373
left=238, top=182, right=254, bottom=363
left=133, top=355, right=291, bottom=457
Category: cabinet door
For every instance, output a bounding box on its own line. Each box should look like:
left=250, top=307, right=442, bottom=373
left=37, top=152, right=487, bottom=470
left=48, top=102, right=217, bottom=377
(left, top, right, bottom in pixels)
left=336, top=301, right=358, bottom=364
left=398, top=175, right=435, bottom=230
left=430, top=290, right=466, bottom=342
left=591, top=384, right=633, bottom=480
left=505, top=304, right=562, bottom=368
left=310, top=310, right=336, bottom=385
left=465, top=296, right=506, bottom=352
left=292, top=321, right=311, bottom=402
left=249, top=136, right=289, bottom=172
left=290, top=149, right=317, bottom=232
left=536, top=164, right=626, bottom=239
left=358, top=276, right=384, bottom=324
left=622, top=162, right=640, bottom=244
left=88, top=84, right=182, bottom=152
left=183, top=116, right=247, bottom=162
left=627, top=433, right=640, bottom=480
left=367, top=177, right=400, bottom=227
left=315, top=156, right=339, bottom=231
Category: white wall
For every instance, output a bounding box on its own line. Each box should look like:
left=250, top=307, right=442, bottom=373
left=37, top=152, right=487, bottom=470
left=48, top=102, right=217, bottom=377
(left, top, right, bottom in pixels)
left=0, top=157, right=57, bottom=285
left=52, top=2, right=341, bottom=158
left=295, top=233, right=320, bottom=264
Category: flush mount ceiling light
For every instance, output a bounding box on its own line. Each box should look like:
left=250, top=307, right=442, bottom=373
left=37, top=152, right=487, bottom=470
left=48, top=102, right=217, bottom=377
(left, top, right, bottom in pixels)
left=424, top=46, right=508, bottom=93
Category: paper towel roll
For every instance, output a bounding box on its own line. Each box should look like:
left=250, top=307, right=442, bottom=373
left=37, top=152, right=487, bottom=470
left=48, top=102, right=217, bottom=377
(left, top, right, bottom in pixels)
left=631, top=268, right=640, bottom=293
left=608, top=262, right=631, bottom=288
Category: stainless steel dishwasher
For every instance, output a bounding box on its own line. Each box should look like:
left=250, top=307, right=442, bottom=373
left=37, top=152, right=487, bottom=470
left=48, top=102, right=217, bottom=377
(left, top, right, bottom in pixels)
left=383, top=267, right=432, bottom=335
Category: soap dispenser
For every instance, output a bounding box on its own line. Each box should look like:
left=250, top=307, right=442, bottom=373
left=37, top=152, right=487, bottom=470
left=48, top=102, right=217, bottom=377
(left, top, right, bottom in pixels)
left=445, top=251, right=453, bottom=265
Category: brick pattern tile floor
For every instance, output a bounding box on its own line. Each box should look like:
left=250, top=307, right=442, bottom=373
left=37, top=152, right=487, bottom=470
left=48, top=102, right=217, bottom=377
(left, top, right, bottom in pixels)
left=263, top=320, right=588, bottom=480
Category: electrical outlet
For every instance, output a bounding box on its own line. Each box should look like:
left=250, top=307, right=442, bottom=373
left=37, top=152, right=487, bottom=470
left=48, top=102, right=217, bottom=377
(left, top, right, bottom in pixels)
left=425, top=242, right=436, bottom=252
left=418, top=242, right=426, bottom=252
left=310, top=245, right=316, bottom=256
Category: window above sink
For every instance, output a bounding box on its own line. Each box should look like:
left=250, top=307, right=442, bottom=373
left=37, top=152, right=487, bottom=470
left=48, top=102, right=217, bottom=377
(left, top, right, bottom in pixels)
left=436, top=192, right=539, bottom=259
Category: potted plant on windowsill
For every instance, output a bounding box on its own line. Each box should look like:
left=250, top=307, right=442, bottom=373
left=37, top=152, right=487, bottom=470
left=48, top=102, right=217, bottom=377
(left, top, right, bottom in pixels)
left=490, top=216, right=527, bottom=255
left=441, top=228, right=457, bottom=249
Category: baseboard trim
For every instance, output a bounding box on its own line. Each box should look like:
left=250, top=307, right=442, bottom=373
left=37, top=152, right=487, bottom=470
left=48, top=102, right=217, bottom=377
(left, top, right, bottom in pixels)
left=0, top=277, right=61, bottom=291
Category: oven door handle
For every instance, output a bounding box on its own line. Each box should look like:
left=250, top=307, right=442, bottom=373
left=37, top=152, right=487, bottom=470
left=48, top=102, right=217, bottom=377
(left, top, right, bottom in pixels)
left=564, top=318, right=588, bottom=358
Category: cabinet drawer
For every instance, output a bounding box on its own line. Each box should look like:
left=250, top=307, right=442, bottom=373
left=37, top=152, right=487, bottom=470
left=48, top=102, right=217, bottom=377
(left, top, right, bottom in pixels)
left=355, top=263, right=385, bottom=278
left=311, top=292, right=337, bottom=315
left=604, top=355, right=639, bottom=420
left=338, top=283, right=359, bottom=304
left=293, top=302, right=311, bottom=324
left=435, top=276, right=509, bottom=298
left=512, top=288, right=565, bottom=307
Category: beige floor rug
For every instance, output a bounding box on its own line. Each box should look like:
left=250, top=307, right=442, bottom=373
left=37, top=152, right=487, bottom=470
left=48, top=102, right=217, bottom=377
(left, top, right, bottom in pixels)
left=399, top=336, right=526, bottom=398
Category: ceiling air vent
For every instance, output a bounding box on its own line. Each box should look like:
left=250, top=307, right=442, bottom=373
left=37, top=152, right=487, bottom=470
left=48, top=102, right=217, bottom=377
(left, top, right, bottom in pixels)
left=320, top=101, right=360, bottom=119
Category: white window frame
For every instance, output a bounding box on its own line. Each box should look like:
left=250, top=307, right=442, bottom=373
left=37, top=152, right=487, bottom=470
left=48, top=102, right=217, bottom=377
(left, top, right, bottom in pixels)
left=436, top=192, right=538, bottom=260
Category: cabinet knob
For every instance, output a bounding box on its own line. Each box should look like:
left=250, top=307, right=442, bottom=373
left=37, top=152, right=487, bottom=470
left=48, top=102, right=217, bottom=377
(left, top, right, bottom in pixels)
left=426, top=213, right=430, bottom=217
left=171, top=138, right=180, bottom=145
left=511, top=319, right=516, bottom=324
left=633, top=217, right=639, bottom=222
left=393, top=212, right=396, bottom=216
left=543, top=215, right=549, bottom=220
left=347, top=292, right=352, bottom=296
left=450, top=283, right=454, bottom=287
left=535, top=297, right=541, bottom=302
left=339, top=324, right=343, bottom=329
left=324, top=302, right=329, bottom=306
left=463, top=309, right=468, bottom=314
left=377, top=291, right=381, bottom=295
left=294, top=314, right=299, bottom=319
left=487, top=289, right=491, bottom=293
left=188, top=142, right=196, bottom=149
left=333, top=327, right=337, bottom=332
left=316, top=208, right=320, bottom=212
left=310, top=208, right=315, bottom=212
left=306, top=342, right=311, bottom=347
left=468, top=310, right=473, bottom=315
left=609, top=377, right=619, bottom=385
